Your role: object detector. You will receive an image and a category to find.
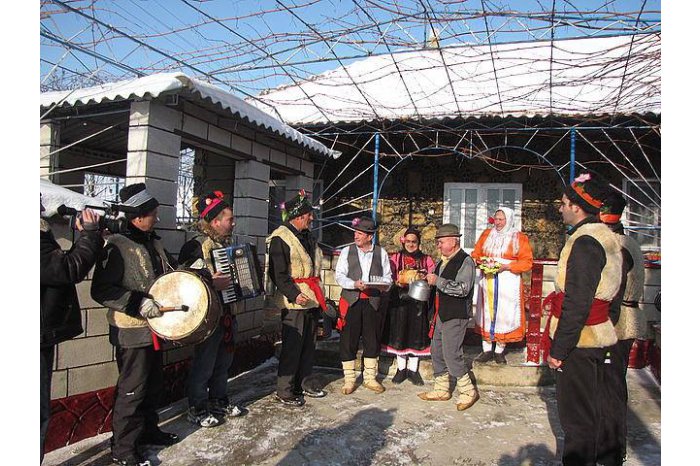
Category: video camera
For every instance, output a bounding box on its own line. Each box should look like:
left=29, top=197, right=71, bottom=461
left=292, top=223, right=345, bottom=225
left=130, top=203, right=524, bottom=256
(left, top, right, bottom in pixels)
left=57, top=204, right=128, bottom=234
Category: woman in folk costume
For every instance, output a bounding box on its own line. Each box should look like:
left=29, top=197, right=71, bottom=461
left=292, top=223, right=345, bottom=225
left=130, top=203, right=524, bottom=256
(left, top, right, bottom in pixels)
left=471, top=207, right=533, bottom=364
left=381, top=227, right=436, bottom=386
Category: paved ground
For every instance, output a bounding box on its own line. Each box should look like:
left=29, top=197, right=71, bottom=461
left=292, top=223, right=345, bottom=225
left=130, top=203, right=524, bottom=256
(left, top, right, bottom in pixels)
left=44, top=355, right=661, bottom=466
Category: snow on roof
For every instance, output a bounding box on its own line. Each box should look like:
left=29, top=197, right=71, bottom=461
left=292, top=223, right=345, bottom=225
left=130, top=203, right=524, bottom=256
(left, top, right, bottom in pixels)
left=40, top=178, right=110, bottom=218
left=40, top=73, right=339, bottom=158
left=253, top=34, right=660, bottom=125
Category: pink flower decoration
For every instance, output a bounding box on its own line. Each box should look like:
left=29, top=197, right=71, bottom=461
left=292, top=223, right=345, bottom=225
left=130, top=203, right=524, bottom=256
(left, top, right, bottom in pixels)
left=574, top=173, right=591, bottom=183
left=280, top=202, right=286, bottom=210
left=351, top=217, right=360, bottom=227
left=399, top=236, right=406, bottom=244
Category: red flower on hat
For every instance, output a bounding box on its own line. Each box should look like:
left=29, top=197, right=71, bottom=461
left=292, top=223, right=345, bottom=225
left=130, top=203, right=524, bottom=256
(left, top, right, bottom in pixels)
left=351, top=217, right=361, bottom=227
left=213, top=190, right=224, bottom=199
left=487, top=216, right=495, bottom=224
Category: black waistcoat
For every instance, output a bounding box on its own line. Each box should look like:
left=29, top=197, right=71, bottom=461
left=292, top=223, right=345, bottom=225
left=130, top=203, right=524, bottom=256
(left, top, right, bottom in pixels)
left=435, top=249, right=474, bottom=322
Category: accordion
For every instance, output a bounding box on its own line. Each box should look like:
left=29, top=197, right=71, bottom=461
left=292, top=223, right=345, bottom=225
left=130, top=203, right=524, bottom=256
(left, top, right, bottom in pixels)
left=211, top=243, right=264, bottom=303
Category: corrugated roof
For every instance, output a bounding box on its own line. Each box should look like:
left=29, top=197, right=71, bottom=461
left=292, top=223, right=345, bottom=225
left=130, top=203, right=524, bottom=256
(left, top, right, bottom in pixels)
left=40, top=73, right=340, bottom=158
left=252, top=34, right=660, bottom=125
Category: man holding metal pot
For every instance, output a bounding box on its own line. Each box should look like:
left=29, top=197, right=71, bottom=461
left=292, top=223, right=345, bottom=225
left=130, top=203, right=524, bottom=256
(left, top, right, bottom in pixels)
left=419, top=223, right=480, bottom=411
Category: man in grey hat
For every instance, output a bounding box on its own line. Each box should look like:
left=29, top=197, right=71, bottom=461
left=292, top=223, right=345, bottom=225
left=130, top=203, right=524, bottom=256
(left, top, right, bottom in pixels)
left=335, top=216, right=393, bottom=395
left=418, top=223, right=479, bottom=411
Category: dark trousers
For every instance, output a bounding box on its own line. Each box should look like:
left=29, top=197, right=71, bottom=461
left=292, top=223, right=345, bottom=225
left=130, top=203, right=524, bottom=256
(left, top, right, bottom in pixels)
left=339, top=299, right=386, bottom=362
left=111, top=345, right=163, bottom=459
left=606, top=339, right=634, bottom=461
left=556, top=346, right=621, bottom=466
left=188, top=324, right=235, bottom=410
left=40, top=346, right=55, bottom=463
left=277, top=308, right=318, bottom=399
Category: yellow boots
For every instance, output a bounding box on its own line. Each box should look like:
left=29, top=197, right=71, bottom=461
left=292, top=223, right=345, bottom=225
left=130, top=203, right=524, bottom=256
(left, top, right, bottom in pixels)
left=361, top=357, right=386, bottom=393
left=417, top=373, right=452, bottom=401
left=341, top=360, right=357, bottom=395
left=455, top=374, right=480, bottom=411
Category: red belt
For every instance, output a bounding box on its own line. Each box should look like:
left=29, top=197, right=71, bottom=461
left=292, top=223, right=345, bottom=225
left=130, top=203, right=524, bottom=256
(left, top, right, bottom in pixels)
left=293, top=276, right=327, bottom=311
left=428, top=294, right=439, bottom=339
left=541, top=291, right=611, bottom=357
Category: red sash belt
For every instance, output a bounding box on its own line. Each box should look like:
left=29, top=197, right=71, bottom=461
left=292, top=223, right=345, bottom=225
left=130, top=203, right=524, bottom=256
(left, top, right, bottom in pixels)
left=541, top=291, right=611, bottom=358
left=293, top=276, right=327, bottom=311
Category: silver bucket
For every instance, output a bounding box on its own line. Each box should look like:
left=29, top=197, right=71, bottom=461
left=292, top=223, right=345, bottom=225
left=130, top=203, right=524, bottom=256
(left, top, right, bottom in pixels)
left=407, top=279, right=432, bottom=302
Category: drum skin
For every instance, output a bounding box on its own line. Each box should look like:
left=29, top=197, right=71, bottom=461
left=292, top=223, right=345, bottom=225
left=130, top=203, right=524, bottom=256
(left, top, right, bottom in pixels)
left=147, top=270, right=222, bottom=345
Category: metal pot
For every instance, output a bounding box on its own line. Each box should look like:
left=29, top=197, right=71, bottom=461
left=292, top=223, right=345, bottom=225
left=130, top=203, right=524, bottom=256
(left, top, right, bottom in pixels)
left=407, top=279, right=432, bottom=302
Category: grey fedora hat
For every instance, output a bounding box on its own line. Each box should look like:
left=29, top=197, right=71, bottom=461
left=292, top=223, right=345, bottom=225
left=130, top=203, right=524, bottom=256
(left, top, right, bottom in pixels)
left=351, top=216, right=378, bottom=234
left=435, top=223, right=462, bottom=238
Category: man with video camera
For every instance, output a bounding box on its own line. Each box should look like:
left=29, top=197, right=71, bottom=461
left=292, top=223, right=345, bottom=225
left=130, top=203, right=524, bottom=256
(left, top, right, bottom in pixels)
left=40, top=198, right=104, bottom=463
left=91, top=183, right=179, bottom=466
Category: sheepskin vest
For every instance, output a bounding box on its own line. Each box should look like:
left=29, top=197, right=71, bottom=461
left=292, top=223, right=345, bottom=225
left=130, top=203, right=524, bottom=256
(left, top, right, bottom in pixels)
left=105, top=233, right=169, bottom=329
left=265, top=225, right=323, bottom=310
left=549, top=223, right=621, bottom=348
left=615, top=235, right=647, bottom=340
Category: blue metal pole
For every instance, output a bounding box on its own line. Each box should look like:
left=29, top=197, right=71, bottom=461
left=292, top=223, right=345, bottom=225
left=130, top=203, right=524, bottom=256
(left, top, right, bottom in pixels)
left=569, top=128, right=576, bottom=183
left=373, top=132, right=380, bottom=244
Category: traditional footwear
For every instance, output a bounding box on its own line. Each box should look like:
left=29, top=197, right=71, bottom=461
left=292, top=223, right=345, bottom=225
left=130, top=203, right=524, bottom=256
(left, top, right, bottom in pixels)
left=456, top=374, right=480, bottom=411
left=391, top=368, right=408, bottom=384
left=494, top=352, right=507, bottom=365
left=275, top=394, right=305, bottom=408
left=187, top=407, right=222, bottom=428
left=341, top=360, right=358, bottom=395
left=417, top=373, right=451, bottom=401
left=408, top=370, right=424, bottom=386
left=362, top=357, right=385, bottom=393
left=138, top=429, right=180, bottom=446
left=474, top=351, right=494, bottom=364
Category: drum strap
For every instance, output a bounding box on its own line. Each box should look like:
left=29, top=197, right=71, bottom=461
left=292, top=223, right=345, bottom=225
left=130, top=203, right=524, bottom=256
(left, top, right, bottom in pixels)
left=151, top=332, right=161, bottom=351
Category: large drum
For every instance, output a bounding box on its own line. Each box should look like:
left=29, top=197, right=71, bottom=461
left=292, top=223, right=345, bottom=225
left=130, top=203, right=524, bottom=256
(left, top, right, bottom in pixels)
left=147, top=270, right=222, bottom=345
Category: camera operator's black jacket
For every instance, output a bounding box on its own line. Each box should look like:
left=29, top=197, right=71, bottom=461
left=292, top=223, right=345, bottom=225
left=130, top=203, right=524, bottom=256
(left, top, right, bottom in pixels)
left=40, top=219, right=102, bottom=348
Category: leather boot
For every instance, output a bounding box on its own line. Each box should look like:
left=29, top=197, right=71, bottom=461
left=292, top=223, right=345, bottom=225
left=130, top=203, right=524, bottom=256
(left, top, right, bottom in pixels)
left=456, top=373, right=480, bottom=411
left=362, top=357, right=385, bottom=393
left=341, top=360, right=357, bottom=395
left=417, top=373, right=452, bottom=401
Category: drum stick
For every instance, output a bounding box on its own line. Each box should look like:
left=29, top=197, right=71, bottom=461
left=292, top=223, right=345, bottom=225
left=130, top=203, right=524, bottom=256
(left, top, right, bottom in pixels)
left=159, top=305, right=190, bottom=312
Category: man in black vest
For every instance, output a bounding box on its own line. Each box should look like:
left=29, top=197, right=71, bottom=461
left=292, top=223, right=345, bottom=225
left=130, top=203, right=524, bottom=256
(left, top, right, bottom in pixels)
left=419, top=223, right=479, bottom=411
left=334, top=217, right=393, bottom=395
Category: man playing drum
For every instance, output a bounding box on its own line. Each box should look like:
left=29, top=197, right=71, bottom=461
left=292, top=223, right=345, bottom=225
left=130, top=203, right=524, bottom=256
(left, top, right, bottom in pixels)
left=91, top=183, right=179, bottom=466
left=266, top=190, right=327, bottom=407
left=179, top=191, right=248, bottom=427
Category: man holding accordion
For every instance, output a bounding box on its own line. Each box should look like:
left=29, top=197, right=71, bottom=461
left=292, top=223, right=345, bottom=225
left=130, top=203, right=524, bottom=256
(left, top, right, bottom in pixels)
left=179, top=191, right=248, bottom=427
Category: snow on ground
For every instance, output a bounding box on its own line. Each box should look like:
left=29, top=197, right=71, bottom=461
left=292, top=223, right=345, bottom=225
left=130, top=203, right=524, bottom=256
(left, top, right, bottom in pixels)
left=43, top=358, right=660, bottom=466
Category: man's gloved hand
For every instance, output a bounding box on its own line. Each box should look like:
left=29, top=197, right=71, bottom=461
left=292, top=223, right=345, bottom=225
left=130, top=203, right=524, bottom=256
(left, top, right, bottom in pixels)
left=139, top=298, right=163, bottom=319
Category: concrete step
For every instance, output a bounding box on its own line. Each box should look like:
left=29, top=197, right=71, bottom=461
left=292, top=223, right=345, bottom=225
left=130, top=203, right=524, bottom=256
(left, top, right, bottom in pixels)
left=275, top=334, right=554, bottom=387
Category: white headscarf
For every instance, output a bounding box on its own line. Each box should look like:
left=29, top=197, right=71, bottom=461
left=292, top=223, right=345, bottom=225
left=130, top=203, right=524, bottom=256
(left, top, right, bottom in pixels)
left=482, top=206, right=520, bottom=257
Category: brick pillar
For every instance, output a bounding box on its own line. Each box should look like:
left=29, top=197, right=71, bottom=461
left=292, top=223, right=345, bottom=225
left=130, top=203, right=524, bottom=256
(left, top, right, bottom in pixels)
left=127, top=100, right=183, bottom=252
